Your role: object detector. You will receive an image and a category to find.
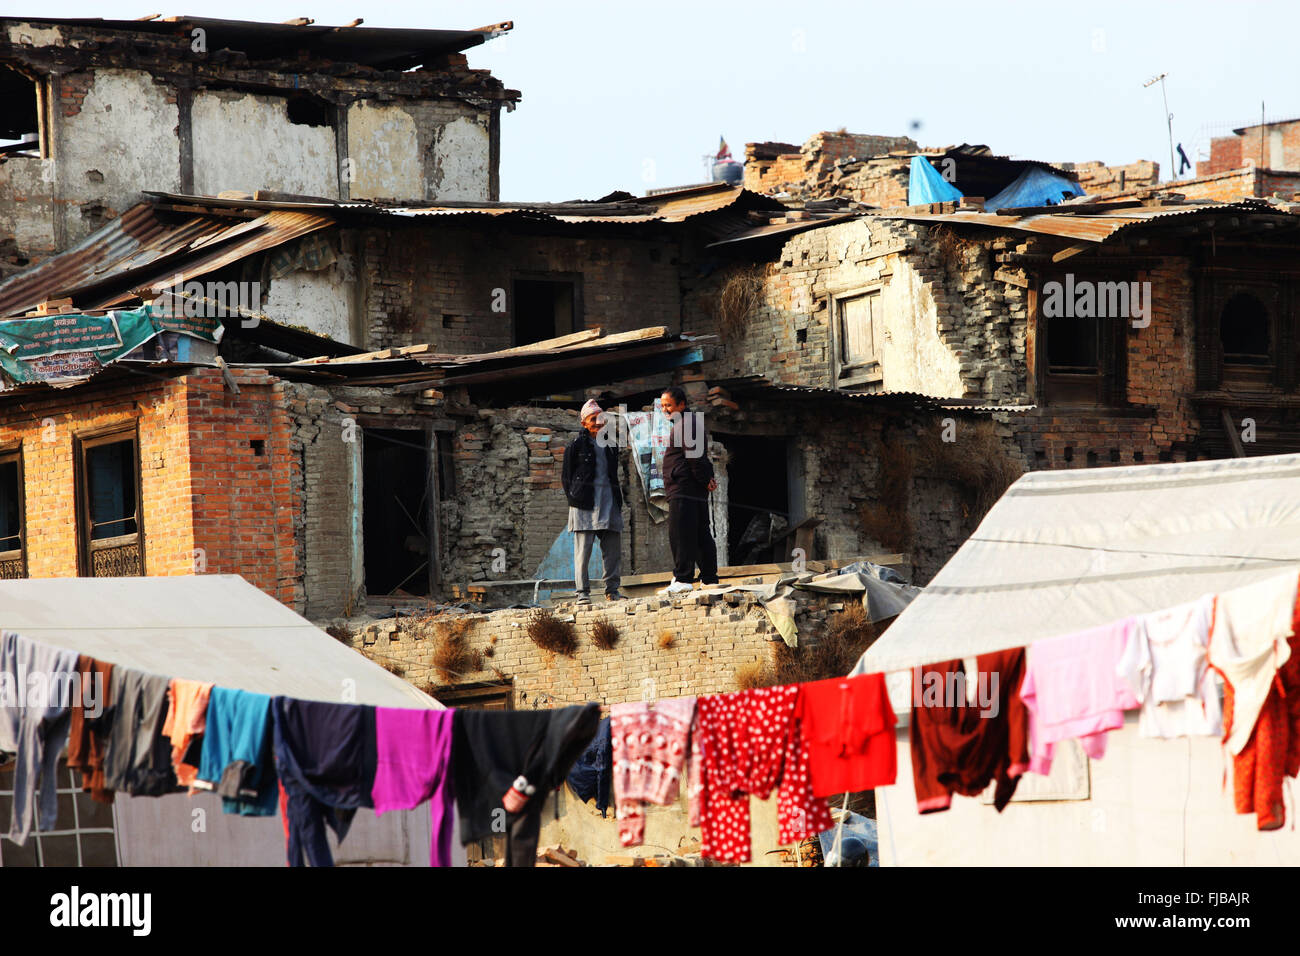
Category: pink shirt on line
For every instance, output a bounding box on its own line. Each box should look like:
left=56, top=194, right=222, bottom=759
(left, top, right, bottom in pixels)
left=372, top=707, right=456, bottom=867
left=1020, top=618, right=1140, bottom=775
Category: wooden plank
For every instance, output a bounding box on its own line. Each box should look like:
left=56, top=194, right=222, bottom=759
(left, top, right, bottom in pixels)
left=1222, top=407, right=1247, bottom=458
left=1051, top=242, right=1091, bottom=263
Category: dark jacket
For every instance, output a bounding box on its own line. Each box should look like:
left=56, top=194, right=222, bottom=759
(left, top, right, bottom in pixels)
left=562, top=431, right=623, bottom=511
left=662, top=409, right=714, bottom=501
left=453, top=704, right=601, bottom=867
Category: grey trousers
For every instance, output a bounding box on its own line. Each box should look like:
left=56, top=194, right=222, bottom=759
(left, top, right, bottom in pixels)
left=573, top=530, right=622, bottom=594
left=0, top=632, right=79, bottom=845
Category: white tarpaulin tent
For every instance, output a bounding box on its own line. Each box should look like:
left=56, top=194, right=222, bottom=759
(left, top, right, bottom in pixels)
left=855, top=452, right=1300, bottom=675
left=850, top=453, right=1300, bottom=866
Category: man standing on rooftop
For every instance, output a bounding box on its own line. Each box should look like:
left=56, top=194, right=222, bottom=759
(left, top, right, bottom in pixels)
left=562, top=399, right=626, bottom=603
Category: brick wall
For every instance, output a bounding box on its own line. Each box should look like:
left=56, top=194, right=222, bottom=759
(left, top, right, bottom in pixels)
left=742, top=131, right=918, bottom=199
left=349, top=589, right=852, bottom=708
left=359, top=225, right=682, bottom=352
left=0, top=369, right=299, bottom=603
left=186, top=370, right=301, bottom=607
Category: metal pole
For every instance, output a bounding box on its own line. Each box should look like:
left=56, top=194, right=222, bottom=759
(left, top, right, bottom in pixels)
left=1161, top=77, right=1176, bottom=182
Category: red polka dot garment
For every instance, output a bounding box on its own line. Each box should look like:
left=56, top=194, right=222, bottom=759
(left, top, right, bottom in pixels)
left=690, top=684, right=833, bottom=862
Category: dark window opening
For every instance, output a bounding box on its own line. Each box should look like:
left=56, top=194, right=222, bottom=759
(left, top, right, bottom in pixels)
left=0, top=67, right=40, bottom=152
left=0, top=452, right=25, bottom=579
left=512, top=278, right=578, bottom=346
left=717, top=434, right=789, bottom=565
left=75, top=431, right=143, bottom=578
left=1220, top=293, right=1271, bottom=365
left=1046, top=314, right=1100, bottom=373
left=286, top=94, right=332, bottom=128
left=249, top=439, right=265, bottom=456
left=363, top=428, right=431, bottom=597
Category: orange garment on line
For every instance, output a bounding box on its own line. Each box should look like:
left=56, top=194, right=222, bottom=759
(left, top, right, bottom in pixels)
left=66, top=655, right=114, bottom=805
left=1218, top=594, right=1300, bottom=831
left=162, top=678, right=214, bottom=789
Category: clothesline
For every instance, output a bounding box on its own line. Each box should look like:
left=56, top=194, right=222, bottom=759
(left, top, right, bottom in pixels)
left=0, top=628, right=897, bottom=867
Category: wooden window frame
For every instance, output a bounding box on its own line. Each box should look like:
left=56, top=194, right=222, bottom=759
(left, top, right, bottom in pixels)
left=1033, top=268, right=1130, bottom=407
left=831, top=289, right=884, bottom=390
left=1196, top=267, right=1294, bottom=393
left=0, top=443, right=26, bottom=579
left=509, top=272, right=584, bottom=347
left=73, top=422, right=145, bottom=578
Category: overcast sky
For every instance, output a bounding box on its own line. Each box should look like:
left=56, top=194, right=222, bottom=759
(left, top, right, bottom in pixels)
left=29, top=1, right=1300, bottom=200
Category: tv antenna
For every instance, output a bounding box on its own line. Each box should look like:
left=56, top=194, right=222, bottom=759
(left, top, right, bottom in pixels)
left=1143, top=73, right=1177, bottom=182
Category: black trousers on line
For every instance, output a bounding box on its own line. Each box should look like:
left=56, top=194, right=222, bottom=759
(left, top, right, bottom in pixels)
left=668, top=495, right=718, bottom=585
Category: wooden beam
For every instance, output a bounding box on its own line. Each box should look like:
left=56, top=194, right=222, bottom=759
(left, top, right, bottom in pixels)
left=1221, top=407, right=1246, bottom=457
left=1051, top=242, right=1091, bottom=263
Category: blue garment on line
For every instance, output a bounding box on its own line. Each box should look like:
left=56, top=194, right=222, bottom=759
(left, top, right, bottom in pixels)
left=271, top=696, right=377, bottom=867
left=566, top=717, right=612, bottom=816
left=197, top=687, right=279, bottom=816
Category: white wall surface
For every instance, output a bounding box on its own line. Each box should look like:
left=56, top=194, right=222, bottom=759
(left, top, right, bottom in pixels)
left=192, top=91, right=337, bottom=198
left=877, top=713, right=1300, bottom=866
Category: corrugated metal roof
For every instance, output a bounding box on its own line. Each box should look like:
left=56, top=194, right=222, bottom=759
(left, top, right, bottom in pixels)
left=0, top=205, right=334, bottom=317
left=876, top=199, right=1299, bottom=243
left=7, top=16, right=509, bottom=71
left=143, top=182, right=784, bottom=226
left=723, top=380, right=1033, bottom=413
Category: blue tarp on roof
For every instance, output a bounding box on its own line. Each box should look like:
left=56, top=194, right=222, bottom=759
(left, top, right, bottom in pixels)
left=984, top=165, right=1085, bottom=211
left=907, top=156, right=964, bottom=205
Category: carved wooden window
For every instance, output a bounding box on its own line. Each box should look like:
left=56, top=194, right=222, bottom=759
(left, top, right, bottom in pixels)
left=0, top=448, right=26, bottom=579
left=74, top=427, right=144, bottom=577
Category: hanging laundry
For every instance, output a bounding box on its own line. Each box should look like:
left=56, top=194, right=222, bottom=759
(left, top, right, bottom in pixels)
left=102, top=668, right=181, bottom=797
left=162, top=678, right=213, bottom=788
left=799, top=673, right=897, bottom=800
left=452, top=704, right=600, bottom=867
left=609, top=698, right=694, bottom=847
left=689, top=685, right=833, bottom=863
left=372, top=707, right=456, bottom=867
left=1117, top=595, right=1221, bottom=739
left=66, top=654, right=114, bottom=805
left=197, top=687, right=278, bottom=816
left=0, top=633, right=79, bottom=845
left=1021, top=620, right=1139, bottom=775
left=567, top=716, right=612, bottom=818
left=1208, top=570, right=1300, bottom=755
left=909, top=650, right=1027, bottom=812
left=271, top=697, right=378, bottom=867
left=1223, top=605, right=1300, bottom=831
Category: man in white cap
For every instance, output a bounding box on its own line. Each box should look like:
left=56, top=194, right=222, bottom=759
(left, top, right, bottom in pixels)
left=561, top=399, right=625, bottom=603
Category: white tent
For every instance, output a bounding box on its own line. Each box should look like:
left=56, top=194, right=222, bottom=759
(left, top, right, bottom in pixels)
left=853, top=453, right=1300, bottom=866
left=0, top=575, right=457, bottom=867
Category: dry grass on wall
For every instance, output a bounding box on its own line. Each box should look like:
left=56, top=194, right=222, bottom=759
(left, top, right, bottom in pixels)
left=431, top=614, right=483, bottom=683
left=733, top=604, right=883, bottom=690
left=712, top=266, right=766, bottom=340
left=526, top=609, right=579, bottom=657
left=591, top=619, right=621, bottom=650
left=657, top=630, right=676, bottom=650
left=916, top=419, right=1024, bottom=522
left=858, top=438, right=915, bottom=553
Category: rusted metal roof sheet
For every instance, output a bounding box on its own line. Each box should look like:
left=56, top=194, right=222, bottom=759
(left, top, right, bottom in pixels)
left=876, top=199, right=1299, bottom=243
left=143, top=183, right=784, bottom=226
left=0, top=205, right=220, bottom=318
left=0, top=205, right=334, bottom=317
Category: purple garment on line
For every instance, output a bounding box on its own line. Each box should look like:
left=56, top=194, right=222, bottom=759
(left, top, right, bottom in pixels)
left=372, top=707, right=456, bottom=867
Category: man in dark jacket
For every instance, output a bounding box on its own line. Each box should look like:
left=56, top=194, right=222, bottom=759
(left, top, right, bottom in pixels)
left=561, top=400, right=625, bottom=603
left=658, top=385, right=718, bottom=594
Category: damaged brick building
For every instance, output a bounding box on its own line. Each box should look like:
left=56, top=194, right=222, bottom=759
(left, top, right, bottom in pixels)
left=0, top=15, right=517, bottom=278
